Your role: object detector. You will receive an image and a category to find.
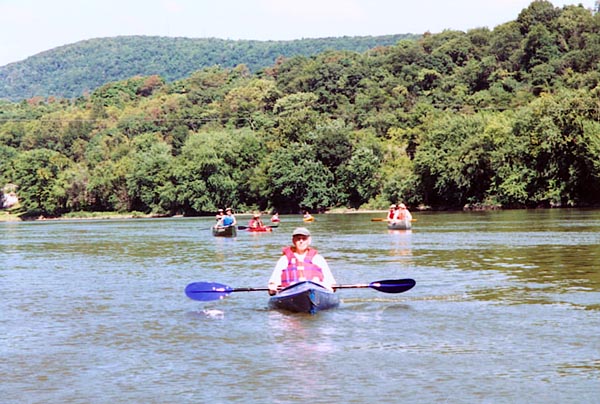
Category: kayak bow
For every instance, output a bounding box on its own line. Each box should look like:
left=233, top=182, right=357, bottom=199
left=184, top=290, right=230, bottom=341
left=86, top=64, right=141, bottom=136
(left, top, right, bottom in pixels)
left=268, top=281, right=339, bottom=314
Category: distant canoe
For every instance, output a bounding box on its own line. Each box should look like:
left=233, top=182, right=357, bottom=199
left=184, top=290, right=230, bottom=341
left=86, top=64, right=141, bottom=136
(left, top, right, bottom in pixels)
left=303, top=215, right=314, bottom=222
left=387, top=219, right=412, bottom=230
left=212, top=225, right=237, bottom=237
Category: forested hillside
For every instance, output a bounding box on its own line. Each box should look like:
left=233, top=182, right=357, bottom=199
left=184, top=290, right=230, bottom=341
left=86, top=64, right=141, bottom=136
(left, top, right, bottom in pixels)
left=0, top=34, right=416, bottom=101
left=1, top=1, right=599, bottom=218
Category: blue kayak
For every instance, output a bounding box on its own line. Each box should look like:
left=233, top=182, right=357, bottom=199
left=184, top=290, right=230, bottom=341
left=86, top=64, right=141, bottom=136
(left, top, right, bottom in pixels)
left=268, top=281, right=340, bottom=314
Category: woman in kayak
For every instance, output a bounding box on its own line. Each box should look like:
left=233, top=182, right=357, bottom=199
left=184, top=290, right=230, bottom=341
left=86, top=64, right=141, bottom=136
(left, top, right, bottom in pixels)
left=268, top=227, right=336, bottom=295
left=248, top=212, right=265, bottom=229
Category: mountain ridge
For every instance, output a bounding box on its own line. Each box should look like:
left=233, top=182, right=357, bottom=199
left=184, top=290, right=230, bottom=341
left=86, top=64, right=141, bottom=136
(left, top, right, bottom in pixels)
left=0, top=34, right=418, bottom=101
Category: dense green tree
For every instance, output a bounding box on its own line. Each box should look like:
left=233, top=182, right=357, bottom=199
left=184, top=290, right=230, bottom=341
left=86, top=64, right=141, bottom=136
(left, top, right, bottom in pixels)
left=337, top=146, right=382, bottom=208
left=521, top=24, right=560, bottom=72
left=272, top=92, right=320, bottom=144
left=125, top=133, right=175, bottom=214
left=56, top=163, right=93, bottom=211
left=221, top=78, right=280, bottom=127
left=0, top=121, right=26, bottom=149
left=517, top=0, right=561, bottom=36
left=506, top=90, right=600, bottom=207
left=312, top=120, right=354, bottom=175
left=11, top=148, right=71, bottom=216
left=173, top=130, right=240, bottom=214
left=0, top=144, right=17, bottom=186
left=490, top=22, right=524, bottom=71
left=87, top=159, right=129, bottom=212
left=412, top=113, right=496, bottom=207
left=266, top=143, right=334, bottom=212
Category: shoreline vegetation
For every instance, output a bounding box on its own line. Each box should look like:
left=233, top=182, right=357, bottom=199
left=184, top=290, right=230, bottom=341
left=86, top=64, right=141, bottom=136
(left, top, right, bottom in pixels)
left=0, top=203, right=574, bottom=223
left=0, top=207, right=400, bottom=222
left=6, top=199, right=597, bottom=223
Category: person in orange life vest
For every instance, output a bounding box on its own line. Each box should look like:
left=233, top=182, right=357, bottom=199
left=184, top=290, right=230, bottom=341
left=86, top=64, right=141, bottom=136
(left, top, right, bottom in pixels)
left=267, top=227, right=336, bottom=296
left=387, top=204, right=396, bottom=220
left=392, top=203, right=412, bottom=223
left=248, top=212, right=264, bottom=229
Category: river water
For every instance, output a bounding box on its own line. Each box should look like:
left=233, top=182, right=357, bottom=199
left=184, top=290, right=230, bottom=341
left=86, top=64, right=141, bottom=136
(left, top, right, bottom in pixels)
left=1, top=209, right=599, bottom=403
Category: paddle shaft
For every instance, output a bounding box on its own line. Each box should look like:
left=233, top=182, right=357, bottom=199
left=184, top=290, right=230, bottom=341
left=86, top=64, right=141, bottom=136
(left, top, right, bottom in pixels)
left=219, top=284, right=402, bottom=291
left=371, top=218, right=417, bottom=222
left=231, top=286, right=269, bottom=292
left=334, top=283, right=375, bottom=289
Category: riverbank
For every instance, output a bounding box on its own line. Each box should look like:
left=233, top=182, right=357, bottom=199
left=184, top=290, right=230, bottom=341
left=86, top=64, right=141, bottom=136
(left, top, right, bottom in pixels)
left=1, top=211, right=21, bottom=222
left=0, top=208, right=392, bottom=223
left=0, top=211, right=158, bottom=222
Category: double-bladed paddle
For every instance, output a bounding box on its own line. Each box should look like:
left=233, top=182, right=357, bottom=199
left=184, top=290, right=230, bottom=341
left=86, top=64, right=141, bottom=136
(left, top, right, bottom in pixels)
left=237, top=225, right=275, bottom=230
left=371, top=218, right=417, bottom=222
left=184, top=278, right=416, bottom=301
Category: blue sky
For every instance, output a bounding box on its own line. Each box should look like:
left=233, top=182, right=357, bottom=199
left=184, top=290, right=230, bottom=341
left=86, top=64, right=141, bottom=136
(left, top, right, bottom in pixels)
left=0, top=0, right=595, bottom=66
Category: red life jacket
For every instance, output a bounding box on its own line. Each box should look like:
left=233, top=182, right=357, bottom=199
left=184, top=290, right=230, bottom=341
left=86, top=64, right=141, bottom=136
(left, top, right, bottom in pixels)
left=280, top=246, right=324, bottom=287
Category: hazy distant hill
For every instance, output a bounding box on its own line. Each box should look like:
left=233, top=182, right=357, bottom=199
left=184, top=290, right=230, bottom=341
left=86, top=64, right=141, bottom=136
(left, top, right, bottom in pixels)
left=0, top=34, right=417, bottom=101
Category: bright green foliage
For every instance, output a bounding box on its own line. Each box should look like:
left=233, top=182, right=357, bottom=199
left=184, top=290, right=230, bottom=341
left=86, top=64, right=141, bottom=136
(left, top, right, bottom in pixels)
left=266, top=144, right=334, bottom=212
left=272, top=92, right=320, bottom=144
left=337, top=146, right=382, bottom=208
left=87, top=159, right=129, bottom=212
left=125, top=133, right=175, bottom=214
left=413, top=114, right=490, bottom=207
left=0, top=145, right=17, bottom=186
left=175, top=126, right=271, bottom=212
left=313, top=120, right=354, bottom=174
left=11, top=149, right=71, bottom=216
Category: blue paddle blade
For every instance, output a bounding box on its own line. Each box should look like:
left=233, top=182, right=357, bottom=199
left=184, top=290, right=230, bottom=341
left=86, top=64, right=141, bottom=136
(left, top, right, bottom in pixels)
left=185, top=282, right=234, bottom=301
left=368, top=279, right=416, bottom=293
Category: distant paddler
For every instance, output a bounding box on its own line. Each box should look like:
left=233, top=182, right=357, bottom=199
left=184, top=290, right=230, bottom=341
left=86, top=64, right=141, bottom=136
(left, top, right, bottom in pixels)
left=303, top=211, right=314, bottom=222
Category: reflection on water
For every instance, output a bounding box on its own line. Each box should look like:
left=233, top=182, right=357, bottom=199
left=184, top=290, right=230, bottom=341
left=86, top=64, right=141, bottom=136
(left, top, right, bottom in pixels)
left=2, top=210, right=600, bottom=403
left=387, top=229, right=413, bottom=258
left=266, top=312, right=338, bottom=401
